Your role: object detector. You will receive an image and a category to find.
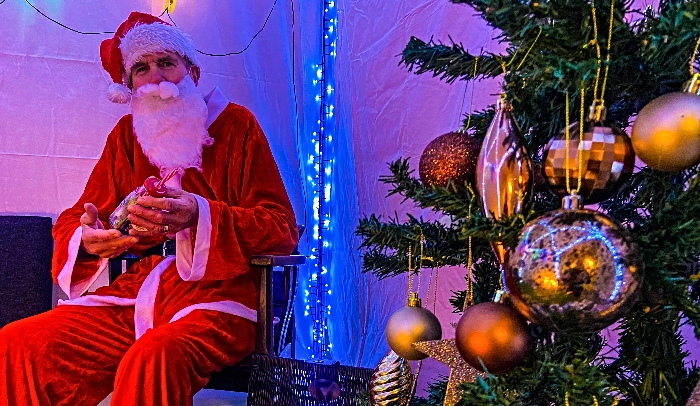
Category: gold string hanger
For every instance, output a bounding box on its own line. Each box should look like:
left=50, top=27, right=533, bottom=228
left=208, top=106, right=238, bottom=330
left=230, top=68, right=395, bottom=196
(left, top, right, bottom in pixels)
left=406, top=227, right=433, bottom=303
left=463, top=184, right=477, bottom=310
left=564, top=392, right=619, bottom=406
left=564, top=83, right=586, bottom=197
left=690, top=34, right=700, bottom=77
left=496, top=26, right=543, bottom=84
left=589, top=0, right=616, bottom=122
left=685, top=33, right=700, bottom=93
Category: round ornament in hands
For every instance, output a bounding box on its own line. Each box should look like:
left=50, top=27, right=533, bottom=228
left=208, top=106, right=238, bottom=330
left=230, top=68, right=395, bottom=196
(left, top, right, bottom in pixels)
left=108, top=170, right=177, bottom=234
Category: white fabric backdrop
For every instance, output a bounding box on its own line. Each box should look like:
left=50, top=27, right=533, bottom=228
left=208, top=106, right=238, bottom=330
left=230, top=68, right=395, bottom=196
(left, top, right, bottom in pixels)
left=0, top=0, right=302, bottom=220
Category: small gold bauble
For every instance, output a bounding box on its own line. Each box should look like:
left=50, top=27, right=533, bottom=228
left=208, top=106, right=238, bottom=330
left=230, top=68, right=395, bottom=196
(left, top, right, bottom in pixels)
left=631, top=91, right=700, bottom=171
left=385, top=298, right=442, bottom=360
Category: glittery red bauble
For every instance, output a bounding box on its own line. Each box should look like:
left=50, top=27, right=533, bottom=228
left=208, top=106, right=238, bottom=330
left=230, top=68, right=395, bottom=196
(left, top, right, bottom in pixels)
left=455, top=302, right=531, bottom=374
left=419, top=132, right=481, bottom=188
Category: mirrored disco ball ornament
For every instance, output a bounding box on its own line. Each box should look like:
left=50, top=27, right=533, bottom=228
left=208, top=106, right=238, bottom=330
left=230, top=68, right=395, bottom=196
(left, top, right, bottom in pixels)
left=505, top=205, right=643, bottom=332
left=543, top=123, right=635, bottom=204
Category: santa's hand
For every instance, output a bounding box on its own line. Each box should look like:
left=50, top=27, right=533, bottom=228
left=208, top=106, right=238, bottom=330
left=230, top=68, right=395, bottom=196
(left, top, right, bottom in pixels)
left=126, top=187, right=199, bottom=237
left=80, top=203, right=139, bottom=258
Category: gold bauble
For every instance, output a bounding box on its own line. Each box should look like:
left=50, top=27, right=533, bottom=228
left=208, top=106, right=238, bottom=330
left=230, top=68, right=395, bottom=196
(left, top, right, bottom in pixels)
left=369, top=351, right=413, bottom=406
left=385, top=296, right=442, bottom=360
left=505, top=208, right=643, bottom=332
left=454, top=302, right=531, bottom=374
left=631, top=91, right=700, bottom=171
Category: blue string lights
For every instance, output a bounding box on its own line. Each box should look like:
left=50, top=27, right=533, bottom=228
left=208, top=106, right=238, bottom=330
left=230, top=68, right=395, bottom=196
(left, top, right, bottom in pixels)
left=303, top=0, right=337, bottom=361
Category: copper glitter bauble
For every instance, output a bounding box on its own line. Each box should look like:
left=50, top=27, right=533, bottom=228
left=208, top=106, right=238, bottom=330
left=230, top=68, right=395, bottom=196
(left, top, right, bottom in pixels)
left=455, top=302, right=531, bottom=374
left=418, top=131, right=481, bottom=188
left=631, top=91, right=700, bottom=171
left=543, top=123, right=635, bottom=204
left=385, top=298, right=442, bottom=360
left=369, top=351, right=413, bottom=406
left=476, top=96, right=532, bottom=221
left=505, top=208, right=643, bottom=332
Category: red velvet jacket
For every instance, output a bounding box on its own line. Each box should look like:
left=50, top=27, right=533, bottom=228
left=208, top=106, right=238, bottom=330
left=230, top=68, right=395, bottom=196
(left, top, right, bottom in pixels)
left=51, top=96, right=298, bottom=335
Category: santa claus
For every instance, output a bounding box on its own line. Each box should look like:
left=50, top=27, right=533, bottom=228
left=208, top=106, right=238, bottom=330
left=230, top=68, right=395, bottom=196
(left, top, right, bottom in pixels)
left=0, top=12, right=298, bottom=406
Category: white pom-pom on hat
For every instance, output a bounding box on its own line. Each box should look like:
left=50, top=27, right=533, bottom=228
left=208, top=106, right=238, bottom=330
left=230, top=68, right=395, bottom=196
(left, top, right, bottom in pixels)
left=106, top=83, right=132, bottom=104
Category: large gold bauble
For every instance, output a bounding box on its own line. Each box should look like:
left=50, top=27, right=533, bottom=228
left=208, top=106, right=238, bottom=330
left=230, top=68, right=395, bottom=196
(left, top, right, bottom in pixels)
left=369, top=351, right=413, bottom=406
left=543, top=123, right=635, bottom=204
left=454, top=302, right=531, bottom=374
left=631, top=91, right=700, bottom=171
left=418, top=131, right=481, bottom=188
left=505, top=208, right=643, bottom=332
left=385, top=300, right=442, bottom=360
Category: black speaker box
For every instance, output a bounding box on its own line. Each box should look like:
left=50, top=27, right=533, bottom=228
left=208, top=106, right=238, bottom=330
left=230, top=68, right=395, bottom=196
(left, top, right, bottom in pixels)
left=0, top=216, right=53, bottom=328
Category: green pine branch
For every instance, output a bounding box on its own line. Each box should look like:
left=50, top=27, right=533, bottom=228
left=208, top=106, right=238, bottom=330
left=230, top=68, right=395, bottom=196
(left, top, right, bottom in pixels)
left=359, top=0, right=700, bottom=404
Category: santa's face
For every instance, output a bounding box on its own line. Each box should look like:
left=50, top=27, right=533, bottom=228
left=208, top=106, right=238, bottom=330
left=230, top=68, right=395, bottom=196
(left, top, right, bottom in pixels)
left=129, top=52, right=212, bottom=175
left=129, top=51, right=196, bottom=90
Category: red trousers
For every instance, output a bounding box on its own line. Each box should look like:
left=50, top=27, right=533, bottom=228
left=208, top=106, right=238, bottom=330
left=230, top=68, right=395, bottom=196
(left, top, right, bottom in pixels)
left=0, top=304, right=255, bottom=406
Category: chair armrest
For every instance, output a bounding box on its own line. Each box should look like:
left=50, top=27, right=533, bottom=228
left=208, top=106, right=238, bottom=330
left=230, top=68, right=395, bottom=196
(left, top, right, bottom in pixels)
left=250, top=255, right=306, bottom=267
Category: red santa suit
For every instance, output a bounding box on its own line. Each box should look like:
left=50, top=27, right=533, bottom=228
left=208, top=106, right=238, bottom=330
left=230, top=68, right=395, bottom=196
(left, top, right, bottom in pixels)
left=0, top=87, right=298, bottom=406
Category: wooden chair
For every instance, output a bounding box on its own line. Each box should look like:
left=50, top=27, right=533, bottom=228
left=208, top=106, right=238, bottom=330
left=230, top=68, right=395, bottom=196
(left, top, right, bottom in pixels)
left=108, top=245, right=306, bottom=392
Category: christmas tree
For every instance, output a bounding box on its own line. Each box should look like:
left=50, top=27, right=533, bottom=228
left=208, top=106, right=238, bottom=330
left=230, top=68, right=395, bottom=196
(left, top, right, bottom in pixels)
left=357, top=1, right=700, bottom=405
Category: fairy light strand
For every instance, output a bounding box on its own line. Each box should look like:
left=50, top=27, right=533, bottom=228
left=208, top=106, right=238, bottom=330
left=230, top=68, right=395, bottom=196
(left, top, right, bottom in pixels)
left=304, top=0, right=337, bottom=361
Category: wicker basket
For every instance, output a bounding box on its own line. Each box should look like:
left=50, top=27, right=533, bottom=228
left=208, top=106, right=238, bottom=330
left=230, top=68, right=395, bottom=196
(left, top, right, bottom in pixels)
left=247, top=354, right=373, bottom=406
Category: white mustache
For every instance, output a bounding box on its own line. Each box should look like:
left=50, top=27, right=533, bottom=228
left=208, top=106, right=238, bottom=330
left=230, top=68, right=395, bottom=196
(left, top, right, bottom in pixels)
left=133, top=81, right=180, bottom=100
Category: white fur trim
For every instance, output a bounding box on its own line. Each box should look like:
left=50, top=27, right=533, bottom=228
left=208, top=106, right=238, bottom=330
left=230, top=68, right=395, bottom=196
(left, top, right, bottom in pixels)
left=176, top=194, right=211, bottom=282
left=106, top=83, right=132, bottom=104
left=120, top=22, right=200, bottom=72
left=57, top=295, right=136, bottom=307
left=169, top=301, right=257, bottom=324
left=203, top=87, right=229, bottom=128
left=56, top=226, right=109, bottom=299
left=134, top=256, right=176, bottom=339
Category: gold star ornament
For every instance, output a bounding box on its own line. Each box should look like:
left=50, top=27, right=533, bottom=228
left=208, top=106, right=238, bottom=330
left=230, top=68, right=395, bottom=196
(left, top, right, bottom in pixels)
left=412, top=339, right=483, bottom=406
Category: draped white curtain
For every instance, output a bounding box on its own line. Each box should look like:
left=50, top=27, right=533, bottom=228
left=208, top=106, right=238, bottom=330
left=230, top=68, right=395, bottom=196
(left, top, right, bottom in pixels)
left=0, top=0, right=302, bottom=219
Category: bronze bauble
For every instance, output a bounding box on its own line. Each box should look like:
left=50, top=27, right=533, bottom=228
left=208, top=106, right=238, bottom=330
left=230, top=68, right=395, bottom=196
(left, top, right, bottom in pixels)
left=418, top=131, right=481, bottom=188
left=369, top=351, right=413, bottom=406
left=543, top=123, right=635, bottom=204
left=455, top=302, right=531, bottom=374
left=631, top=91, right=700, bottom=171
left=505, top=208, right=643, bottom=332
left=475, top=96, right=532, bottom=221
left=385, top=302, right=442, bottom=360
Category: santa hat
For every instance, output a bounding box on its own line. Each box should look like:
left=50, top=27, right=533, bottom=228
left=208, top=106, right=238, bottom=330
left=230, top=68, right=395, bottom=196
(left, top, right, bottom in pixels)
left=100, top=12, right=200, bottom=104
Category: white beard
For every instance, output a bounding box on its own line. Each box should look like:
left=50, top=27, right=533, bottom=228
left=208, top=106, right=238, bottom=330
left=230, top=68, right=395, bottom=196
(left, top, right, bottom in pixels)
left=131, top=75, right=213, bottom=175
